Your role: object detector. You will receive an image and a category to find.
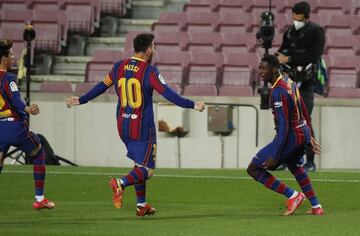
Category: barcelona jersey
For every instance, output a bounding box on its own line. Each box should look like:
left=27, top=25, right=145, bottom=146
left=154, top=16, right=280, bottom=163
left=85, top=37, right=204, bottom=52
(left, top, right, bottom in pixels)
left=79, top=57, right=194, bottom=142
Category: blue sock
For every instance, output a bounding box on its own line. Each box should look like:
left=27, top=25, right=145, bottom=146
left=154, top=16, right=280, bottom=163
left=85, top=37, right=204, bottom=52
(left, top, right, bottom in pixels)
left=120, top=166, right=149, bottom=188
left=256, top=170, right=294, bottom=198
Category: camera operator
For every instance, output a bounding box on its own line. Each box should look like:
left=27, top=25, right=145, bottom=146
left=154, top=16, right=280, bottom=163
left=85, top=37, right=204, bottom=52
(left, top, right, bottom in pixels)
left=277, top=1, right=325, bottom=171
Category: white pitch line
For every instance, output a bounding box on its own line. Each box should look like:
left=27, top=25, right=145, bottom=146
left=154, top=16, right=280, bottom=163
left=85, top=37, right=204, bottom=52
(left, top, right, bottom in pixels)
left=3, top=170, right=360, bottom=183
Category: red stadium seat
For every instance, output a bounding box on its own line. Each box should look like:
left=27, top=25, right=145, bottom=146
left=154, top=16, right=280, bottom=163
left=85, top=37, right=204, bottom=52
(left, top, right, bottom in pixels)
left=0, top=28, right=30, bottom=63
left=183, top=0, right=217, bottom=13
left=314, top=0, right=351, bottom=15
left=218, top=85, right=253, bottom=96
left=327, top=56, right=360, bottom=89
left=325, top=35, right=360, bottom=56
left=241, top=0, right=285, bottom=15
left=220, top=32, right=257, bottom=54
left=185, top=12, right=220, bottom=33
left=328, top=88, right=360, bottom=98
left=182, top=84, right=217, bottom=96
left=85, top=49, right=123, bottom=82
left=74, top=82, right=99, bottom=95
left=186, top=32, right=222, bottom=53
left=0, top=9, right=33, bottom=32
left=216, top=0, right=246, bottom=14
left=187, top=52, right=223, bottom=86
left=39, top=81, right=73, bottom=93
left=154, top=31, right=189, bottom=53
left=321, top=15, right=360, bottom=36
left=154, top=51, right=190, bottom=85
left=100, top=0, right=126, bottom=17
left=28, top=0, right=65, bottom=10
left=221, top=53, right=260, bottom=87
left=151, top=12, right=187, bottom=32
left=0, top=0, right=29, bottom=10
left=353, top=0, right=360, bottom=15
left=218, top=13, right=254, bottom=34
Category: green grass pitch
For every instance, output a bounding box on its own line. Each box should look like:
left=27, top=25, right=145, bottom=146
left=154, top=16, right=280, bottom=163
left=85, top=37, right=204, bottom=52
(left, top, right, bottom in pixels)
left=1, top=165, right=360, bottom=236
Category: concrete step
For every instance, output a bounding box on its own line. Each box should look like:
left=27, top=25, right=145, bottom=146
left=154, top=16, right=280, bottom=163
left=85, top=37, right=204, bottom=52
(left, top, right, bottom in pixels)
left=52, top=56, right=91, bottom=76
left=117, top=18, right=155, bottom=36
left=85, top=37, right=125, bottom=56
left=132, top=0, right=166, bottom=19
left=31, top=74, right=85, bottom=83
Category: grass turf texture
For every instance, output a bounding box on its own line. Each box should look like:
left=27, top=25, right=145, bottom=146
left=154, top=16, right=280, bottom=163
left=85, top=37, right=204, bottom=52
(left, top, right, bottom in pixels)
left=1, top=165, right=360, bottom=236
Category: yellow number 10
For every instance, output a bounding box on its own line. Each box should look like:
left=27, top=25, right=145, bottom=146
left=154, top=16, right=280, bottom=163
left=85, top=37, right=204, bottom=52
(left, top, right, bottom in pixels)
left=0, top=94, right=11, bottom=118
left=118, top=77, right=142, bottom=109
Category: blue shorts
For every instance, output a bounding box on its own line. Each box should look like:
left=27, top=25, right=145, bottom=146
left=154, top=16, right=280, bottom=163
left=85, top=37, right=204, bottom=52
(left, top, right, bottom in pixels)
left=0, top=121, right=41, bottom=154
left=252, top=142, right=305, bottom=168
left=124, top=139, right=157, bottom=169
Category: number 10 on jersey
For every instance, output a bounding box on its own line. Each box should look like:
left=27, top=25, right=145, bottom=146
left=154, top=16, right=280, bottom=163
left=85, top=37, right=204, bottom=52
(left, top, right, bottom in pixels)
left=118, top=77, right=142, bottom=109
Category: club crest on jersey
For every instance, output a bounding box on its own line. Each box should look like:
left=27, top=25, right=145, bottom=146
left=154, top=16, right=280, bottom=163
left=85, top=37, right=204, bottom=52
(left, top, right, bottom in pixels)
left=9, top=81, right=19, bottom=92
left=274, top=101, right=283, bottom=108
left=158, top=74, right=166, bottom=84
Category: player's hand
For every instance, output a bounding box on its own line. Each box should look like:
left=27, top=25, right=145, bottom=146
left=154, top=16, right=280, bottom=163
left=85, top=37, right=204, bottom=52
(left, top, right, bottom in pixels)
left=66, top=96, right=80, bottom=108
left=194, top=102, right=205, bottom=112
left=310, top=137, right=321, bottom=155
left=25, top=104, right=40, bottom=115
left=262, top=157, right=278, bottom=170
left=277, top=53, right=289, bottom=64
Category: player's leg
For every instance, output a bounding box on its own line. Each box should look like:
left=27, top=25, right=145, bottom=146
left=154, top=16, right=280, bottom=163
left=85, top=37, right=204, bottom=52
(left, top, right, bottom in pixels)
left=247, top=144, right=304, bottom=215
left=17, top=130, right=55, bottom=209
left=287, top=160, right=323, bottom=215
left=0, top=152, right=5, bottom=174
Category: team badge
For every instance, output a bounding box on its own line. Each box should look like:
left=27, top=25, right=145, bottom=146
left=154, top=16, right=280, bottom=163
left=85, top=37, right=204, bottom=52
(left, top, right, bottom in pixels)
left=158, top=74, right=166, bottom=85
left=9, top=82, right=19, bottom=92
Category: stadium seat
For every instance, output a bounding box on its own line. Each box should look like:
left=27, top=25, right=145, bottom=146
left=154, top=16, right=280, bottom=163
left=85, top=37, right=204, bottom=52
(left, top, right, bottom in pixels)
left=221, top=53, right=260, bottom=87
left=241, top=0, right=285, bottom=15
left=184, top=12, right=220, bottom=33
left=327, top=56, right=360, bottom=89
left=151, top=12, right=187, bottom=32
left=0, top=0, right=29, bottom=10
left=154, top=31, right=189, bottom=53
left=182, top=84, right=217, bottom=96
left=220, top=32, right=257, bottom=54
left=187, top=52, right=223, bottom=86
left=63, top=0, right=100, bottom=35
left=218, top=85, right=253, bottom=96
left=85, top=49, right=123, bottom=82
left=39, top=81, right=73, bottom=93
left=216, top=0, right=246, bottom=14
left=313, top=0, right=351, bottom=15
left=218, top=13, right=254, bottom=34
left=154, top=51, right=190, bottom=85
left=100, top=0, right=126, bottom=17
left=321, top=15, right=360, bottom=36
left=186, top=32, right=222, bottom=53
left=325, top=35, right=360, bottom=56
left=28, top=0, right=64, bottom=10
left=328, top=87, right=360, bottom=98
left=183, top=0, right=217, bottom=13
left=353, top=0, right=360, bottom=15
left=0, top=28, right=29, bottom=62
left=0, top=9, right=33, bottom=32
left=74, top=82, right=98, bottom=95
left=280, top=0, right=315, bottom=15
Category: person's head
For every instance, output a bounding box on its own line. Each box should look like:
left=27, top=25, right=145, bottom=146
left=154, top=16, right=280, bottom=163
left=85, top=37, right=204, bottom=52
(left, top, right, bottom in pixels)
left=133, top=33, right=155, bottom=63
left=0, top=39, right=14, bottom=70
left=292, top=1, right=311, bottom=30
left=258, top=55, right=280, bottom=84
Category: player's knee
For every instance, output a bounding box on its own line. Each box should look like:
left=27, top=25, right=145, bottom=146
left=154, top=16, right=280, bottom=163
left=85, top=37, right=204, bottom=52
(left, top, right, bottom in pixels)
left=29, top=144, right=42, bottom=158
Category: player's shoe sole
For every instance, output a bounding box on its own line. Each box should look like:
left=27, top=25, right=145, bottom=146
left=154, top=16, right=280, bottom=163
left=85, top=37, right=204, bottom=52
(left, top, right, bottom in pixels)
left=136, top=204, right=156, bottom=217
left=307, top=207, right=324, bottom=215
left=284, top=192, right=305, bottom=216
left=33, top=198, right=55, bottom=210
left=109, top=178, right=123, bottom=209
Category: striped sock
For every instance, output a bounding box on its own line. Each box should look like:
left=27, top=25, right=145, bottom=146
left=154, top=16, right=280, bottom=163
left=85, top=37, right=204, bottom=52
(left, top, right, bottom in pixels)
left=289, top=166, right=320, bottom=206
left=33, top=148, right=46, bottom=196
left=256, top=170, right=294, bottom=198
left=120, top=166, right=149, bottom=188
left=135, top=182, right=146, bottom=206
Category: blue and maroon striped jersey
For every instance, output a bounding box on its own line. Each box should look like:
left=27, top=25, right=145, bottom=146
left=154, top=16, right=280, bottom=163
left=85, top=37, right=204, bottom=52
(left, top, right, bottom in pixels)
left=79, top=57, right=194, bottom=141
left=0, top=70, right=27, bottom=121
left=268, top=76, right=313, bottom=160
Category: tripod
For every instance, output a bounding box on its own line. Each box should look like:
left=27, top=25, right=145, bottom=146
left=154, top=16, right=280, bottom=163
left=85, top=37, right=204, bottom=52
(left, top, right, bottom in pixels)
left=5, top=22, right=36, bottom=165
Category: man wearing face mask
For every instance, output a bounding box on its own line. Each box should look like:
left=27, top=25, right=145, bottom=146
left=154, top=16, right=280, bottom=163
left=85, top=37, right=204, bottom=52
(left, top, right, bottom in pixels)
left=277, top=1, right=325, bottom=172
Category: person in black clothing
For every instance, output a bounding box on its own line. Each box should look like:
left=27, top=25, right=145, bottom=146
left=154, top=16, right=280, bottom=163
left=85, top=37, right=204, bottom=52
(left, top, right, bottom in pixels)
left=276, top=1, right=325, bottom=171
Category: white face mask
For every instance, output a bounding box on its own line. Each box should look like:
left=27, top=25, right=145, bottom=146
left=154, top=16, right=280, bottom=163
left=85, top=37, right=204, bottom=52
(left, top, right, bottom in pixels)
left=293, top=20, right=305, bottom=30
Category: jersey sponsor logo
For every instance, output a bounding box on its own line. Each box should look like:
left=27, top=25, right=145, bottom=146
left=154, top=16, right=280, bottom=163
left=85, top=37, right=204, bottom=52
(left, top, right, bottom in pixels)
left=158, top=74, right=166, bottom=85
left=131, top=114, right=138, bottom=119
left=122, top=113, right=138, bottom=119
left=9, top=82, right=19, bottom=92
left=274, top=101, right=283, bottom=108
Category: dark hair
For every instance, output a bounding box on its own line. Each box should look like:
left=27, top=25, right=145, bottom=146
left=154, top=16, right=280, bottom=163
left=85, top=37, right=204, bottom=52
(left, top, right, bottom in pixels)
left=292, top=1, right=311, bottom=18
left=0, top=39, right=13, bottom=61
left=261, top=54, right=280, bottom=69
left=133, top=33, right=154, bottom=53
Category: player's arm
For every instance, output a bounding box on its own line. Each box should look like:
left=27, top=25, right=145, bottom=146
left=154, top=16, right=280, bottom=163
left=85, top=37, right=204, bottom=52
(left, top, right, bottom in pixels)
left=150, top=70, right=205, bottom=111
left=66, top=75, right=113, bottom=108
left=270, top=89, right=290, bottom=159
